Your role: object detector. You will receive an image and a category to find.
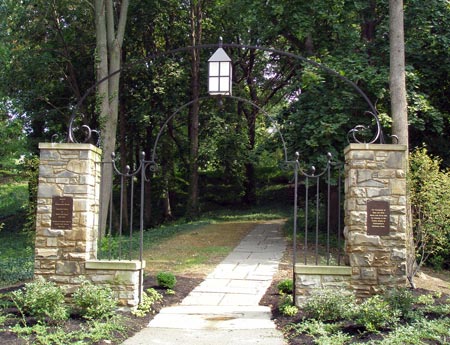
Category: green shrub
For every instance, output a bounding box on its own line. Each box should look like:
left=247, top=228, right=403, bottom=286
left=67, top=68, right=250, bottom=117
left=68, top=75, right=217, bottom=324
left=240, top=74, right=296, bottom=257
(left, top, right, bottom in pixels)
left=132, top=288, right=163, bottom=317
left=384, top=288, right=416, bottom=320
left=303, top=288, right=355, bottom=322
left=408, top=147, right=450, bottom=276
left=72, top=279, right=117, bottom=320
left=11, top=277, right=68, bottom=323
left=156, top=272, right=177, bottom=289
left=277, top=279, right=294, bottom=294
left=279, top=294, right=298, bottom=316
left=353, top=295, right=400, bottom=332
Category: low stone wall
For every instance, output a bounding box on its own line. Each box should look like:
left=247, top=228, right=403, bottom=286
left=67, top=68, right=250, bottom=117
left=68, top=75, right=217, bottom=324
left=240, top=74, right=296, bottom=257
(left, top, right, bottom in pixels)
left=85, top=260, right=145, bottom=307
left=295, top=265, right=352, bottom=306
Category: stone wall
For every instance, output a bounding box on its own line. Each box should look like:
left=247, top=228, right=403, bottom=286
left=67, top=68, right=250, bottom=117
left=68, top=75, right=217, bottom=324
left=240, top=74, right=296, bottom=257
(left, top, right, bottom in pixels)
left=35, top=143, right=144, bottom=307
left=295, top=265, right=351, bottom=306
left=85, top=260, right=145, bottom=307
left=344, top=144, right=408, bottom=298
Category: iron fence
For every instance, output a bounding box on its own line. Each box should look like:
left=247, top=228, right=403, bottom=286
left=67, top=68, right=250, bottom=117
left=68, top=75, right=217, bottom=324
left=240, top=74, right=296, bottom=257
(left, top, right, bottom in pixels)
left=291, top=152, right=344, bottom=268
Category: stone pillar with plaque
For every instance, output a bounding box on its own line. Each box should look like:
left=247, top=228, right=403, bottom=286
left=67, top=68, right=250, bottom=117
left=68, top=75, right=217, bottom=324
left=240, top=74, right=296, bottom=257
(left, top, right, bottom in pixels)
left=344, top=144, right=408, bottom=298
left=34, top=143, right=101, bottom=293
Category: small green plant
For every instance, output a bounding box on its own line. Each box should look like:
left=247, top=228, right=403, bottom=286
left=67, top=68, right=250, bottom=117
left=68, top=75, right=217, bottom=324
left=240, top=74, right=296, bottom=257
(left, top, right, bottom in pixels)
left=132, top=288, right=163, bottom=317
left=384, top=288, right=416, bottom=320
left=277, top=279, right=294, bottom=294
left=279, top=294, right=299, bottom=316
left=353, top=295, right=400, bottom=332
left=285, top=319, right=341, bottom=339
left=156, top=272, right=177, bottom=289
left=72, top=279, right=117, bottom=320
left=10, top=276, right=68, bottom=323
left=417, top=293, right=435, bottom=306
left=165, top=288, right=176, bottom=295
left=303, top=288, right=355, bottom=322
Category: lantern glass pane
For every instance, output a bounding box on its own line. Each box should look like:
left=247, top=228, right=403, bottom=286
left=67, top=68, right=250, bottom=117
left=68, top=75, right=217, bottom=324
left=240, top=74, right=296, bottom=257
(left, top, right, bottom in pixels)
left=220, top=62, right=230, bottom=76
left=209, top=62, right=219, bottom=76
left=209, top=77, right=219, bottom=92
left=219, top=77, right=229, bottom=92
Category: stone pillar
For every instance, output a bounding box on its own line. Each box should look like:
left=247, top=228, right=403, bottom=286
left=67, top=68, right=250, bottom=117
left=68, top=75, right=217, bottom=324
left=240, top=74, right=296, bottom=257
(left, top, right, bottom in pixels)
left=344, top=144, right=408, bottom=298
left=35, top=143, right=101, bottom=293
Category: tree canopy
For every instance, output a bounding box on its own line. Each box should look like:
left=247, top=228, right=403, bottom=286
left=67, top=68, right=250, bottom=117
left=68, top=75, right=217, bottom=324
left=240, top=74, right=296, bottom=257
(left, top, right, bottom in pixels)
left=0, top=0, right=449, bottom=222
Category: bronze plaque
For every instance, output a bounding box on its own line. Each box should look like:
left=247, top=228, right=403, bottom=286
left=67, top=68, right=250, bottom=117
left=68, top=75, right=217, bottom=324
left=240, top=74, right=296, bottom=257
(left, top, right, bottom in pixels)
left=367, top=200, right=390, bottom=236
left=51, top=196, right=73, bottom=230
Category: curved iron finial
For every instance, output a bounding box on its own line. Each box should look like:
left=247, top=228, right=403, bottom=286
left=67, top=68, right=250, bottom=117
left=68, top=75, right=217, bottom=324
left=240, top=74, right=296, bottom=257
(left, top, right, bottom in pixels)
left=347, top=111, right=385, bottom=144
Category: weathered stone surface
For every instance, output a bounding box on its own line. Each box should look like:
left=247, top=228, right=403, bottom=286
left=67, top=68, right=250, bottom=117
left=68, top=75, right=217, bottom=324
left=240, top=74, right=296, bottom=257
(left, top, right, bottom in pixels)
left=344, top=144, right=408, bottom=299
left=56, top=261, right=82, bottom=275
left=36, top=248, right=59, bottom=258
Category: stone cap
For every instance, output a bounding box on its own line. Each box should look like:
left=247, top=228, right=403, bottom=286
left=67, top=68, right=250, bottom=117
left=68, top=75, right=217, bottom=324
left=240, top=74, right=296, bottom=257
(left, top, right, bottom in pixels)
left=344, top=144, right=407, bottom=154
left=39, top=142, right=102, bottom=155
left=295, top=265, right=351, bottom=276
left=86, top=260, right=146, bottom=271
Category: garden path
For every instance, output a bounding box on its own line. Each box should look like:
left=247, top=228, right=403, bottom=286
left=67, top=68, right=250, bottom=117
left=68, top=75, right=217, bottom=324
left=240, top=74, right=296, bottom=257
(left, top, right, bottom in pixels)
left=122, top=220, right=287, bottom=345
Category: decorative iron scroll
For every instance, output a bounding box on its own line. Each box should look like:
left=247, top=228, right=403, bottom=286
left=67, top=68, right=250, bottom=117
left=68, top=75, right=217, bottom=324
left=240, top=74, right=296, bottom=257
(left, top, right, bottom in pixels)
left=65, top=41, right=387, bottom=146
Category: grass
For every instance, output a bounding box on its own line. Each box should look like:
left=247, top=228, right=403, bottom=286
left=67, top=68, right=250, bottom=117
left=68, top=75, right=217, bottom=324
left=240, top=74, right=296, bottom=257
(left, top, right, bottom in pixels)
left=98, top=205, right=289, bottom=262
left=143, top=221, right=259, bottom=275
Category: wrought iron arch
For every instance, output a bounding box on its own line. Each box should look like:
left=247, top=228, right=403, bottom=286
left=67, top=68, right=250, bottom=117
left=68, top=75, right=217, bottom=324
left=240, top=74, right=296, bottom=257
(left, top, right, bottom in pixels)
left=67, top=42, right=386, bottom=145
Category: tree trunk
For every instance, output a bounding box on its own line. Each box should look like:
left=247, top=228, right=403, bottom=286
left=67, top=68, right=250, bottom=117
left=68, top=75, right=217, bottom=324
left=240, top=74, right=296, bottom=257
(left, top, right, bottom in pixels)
left=389, top=0, right=408, bottom=146
left=389, top=0, right=414, bottom=286
left=186, top=0, right=202, bottom=218
left=96, top=0, right=129, bottom=235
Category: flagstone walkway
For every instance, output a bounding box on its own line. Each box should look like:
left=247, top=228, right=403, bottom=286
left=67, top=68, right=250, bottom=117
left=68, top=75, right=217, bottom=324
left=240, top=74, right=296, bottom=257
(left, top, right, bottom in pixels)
left=122, top=220, right=287, bottom=345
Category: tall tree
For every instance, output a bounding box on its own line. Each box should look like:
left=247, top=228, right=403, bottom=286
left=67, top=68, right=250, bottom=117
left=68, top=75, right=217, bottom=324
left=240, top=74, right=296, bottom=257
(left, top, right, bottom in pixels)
left=94, top=0, right=129, bottom=233
left=186, top=0, right=203, bottom=218
left=389, top=0, right=408, bottom=146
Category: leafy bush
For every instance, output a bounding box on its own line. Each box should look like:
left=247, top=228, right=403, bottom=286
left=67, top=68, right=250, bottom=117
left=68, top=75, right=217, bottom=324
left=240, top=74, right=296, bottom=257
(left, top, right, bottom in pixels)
left=131, top=288, right=163, bottom=317
left=384, top=288, right=416, bottom=320
left=156, top=272, right=177, bottom=289
left=278, top=294, right=298, bottom=316
left=11, top=277, right=68, bottom=323
left=277, top=279, right=294, bottom=294
left=353, top=295, right=400, bottom=332
left=408, top=147, right=450, bottom=274
left=72, top=279, right=117, bottom=320
left=303, top=288, right=355, bottom=322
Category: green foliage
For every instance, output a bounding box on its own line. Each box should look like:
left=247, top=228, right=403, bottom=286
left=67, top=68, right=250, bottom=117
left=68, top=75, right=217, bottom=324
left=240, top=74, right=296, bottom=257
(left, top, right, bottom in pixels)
left=0, top=233, right=34, bottom=287
left=302, top=288, right=355, bottom=322
left=72, top=279, right=117, bottom=320
left=416, top=293, right=435, bottom=306
left=383, top=288, right=416, bottom=320
left=10, top=315, right=126, bottom=345
left=408, top=147, right=450, bottom=272
left=376, top=317, right=450, bottom=345
left=156, top=272, right=177, bottom=289
left=352, top=295, right=400, bottom=332
left=285, top=319, right=344, bottom=342
left=20, top=155, right=40, bottom=239
left=131, top=288, right=163, bottom=317
left=278, top=294, right=298, bottom=317
left=0, top=182, right=28, bottom=219
left=277, top=279, right=294, bottom=294
left=11, top=277, right=68, bottom=323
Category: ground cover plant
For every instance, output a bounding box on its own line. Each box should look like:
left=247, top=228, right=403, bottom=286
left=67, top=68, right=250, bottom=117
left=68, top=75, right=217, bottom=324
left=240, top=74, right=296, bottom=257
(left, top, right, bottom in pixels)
left=265, top=275, right=450, bottom=345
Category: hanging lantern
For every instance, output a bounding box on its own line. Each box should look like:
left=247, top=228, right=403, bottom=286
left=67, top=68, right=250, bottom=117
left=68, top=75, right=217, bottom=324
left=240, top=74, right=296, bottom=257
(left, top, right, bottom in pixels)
left=208, top=47, right=232, bottom=96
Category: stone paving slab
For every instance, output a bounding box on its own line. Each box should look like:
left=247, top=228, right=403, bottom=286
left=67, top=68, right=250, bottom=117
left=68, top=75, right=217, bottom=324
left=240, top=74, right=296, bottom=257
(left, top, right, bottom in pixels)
left=148, top=305, right=275, bottom=330
left=122, top=328, right=286, bottom=345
